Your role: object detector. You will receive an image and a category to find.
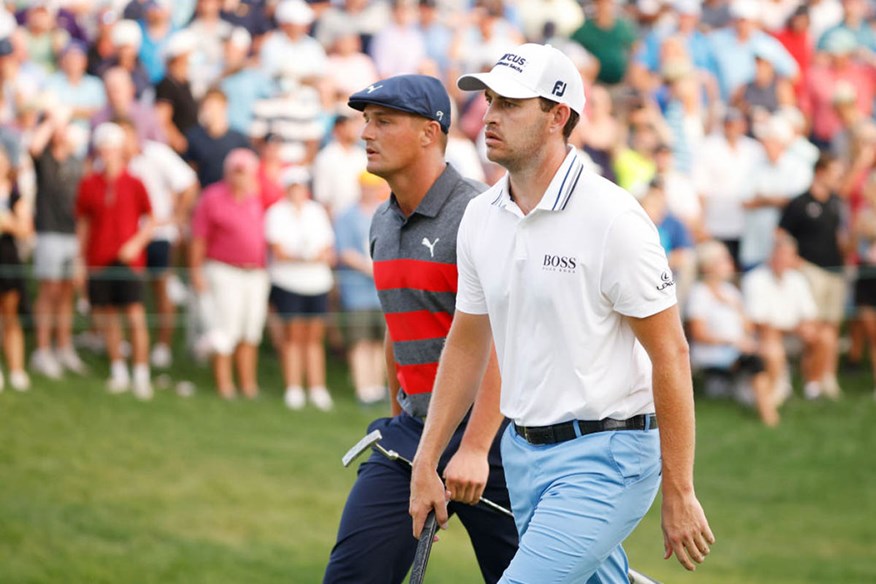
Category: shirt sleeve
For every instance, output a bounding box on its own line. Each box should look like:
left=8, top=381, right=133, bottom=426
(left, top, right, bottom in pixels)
left=741, top=271, right=768, bottom=324
left=600, top=208, right=678, bottom=318
left=264, top=204, right=283, bottom=244
left=454, top=201, right=488, bottom=315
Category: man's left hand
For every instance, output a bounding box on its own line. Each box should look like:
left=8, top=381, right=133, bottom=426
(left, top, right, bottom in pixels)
left=661, top=491, right=715, bottom=571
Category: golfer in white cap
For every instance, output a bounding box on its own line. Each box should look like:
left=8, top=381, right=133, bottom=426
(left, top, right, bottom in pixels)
left=409, top=43, right=715, bottom=582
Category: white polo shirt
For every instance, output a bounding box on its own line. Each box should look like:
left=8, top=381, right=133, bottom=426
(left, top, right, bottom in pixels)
left=456, top=148, right=677, bottom=426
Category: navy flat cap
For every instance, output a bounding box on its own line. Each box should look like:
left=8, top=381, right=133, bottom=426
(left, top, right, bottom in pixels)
left=348, top=74, right=451, bottom=134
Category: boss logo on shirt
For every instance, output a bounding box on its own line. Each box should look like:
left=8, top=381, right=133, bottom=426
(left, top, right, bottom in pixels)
left=656, top=271, right=675, bottom=291
left=542, top=254, right=577, bottom=273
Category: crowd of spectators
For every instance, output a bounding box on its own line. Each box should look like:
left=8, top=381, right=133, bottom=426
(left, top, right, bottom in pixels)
left=1, top=0, right=876, bottom=425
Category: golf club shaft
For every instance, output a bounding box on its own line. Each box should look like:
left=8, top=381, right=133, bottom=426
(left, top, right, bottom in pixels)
left=374, top=444, right=514, bottom=518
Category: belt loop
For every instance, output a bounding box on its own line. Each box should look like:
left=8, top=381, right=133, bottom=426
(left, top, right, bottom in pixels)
left=572, top=420, right=582, bottom=438
left=644, top=415, right=652, bottom=431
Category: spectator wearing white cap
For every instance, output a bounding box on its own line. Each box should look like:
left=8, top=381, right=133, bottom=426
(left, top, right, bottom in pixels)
left=739, top=114, right=813, bottom=270
left=186, top=0, right=233, bottom=99
left=76, top=122, right=156, bottom=400
left=708, top=0, right=798, bottom=100
left=138, top=0, right=176, bottom=84
left=102, top=18, right=151, bottom=98
left=265, top=166, right=335, bottom=411
left=259, top=0, right=326, bottom=81
left=219, top=27, right=275, bottom=136
left=802, top=28, right=875, bottom=149
left=155, top=30, right=199, bottom=154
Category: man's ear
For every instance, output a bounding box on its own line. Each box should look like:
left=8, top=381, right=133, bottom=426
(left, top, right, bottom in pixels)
left=421, top=120, right=442, bottom=147
left=551, top=104, right=571, bottom=135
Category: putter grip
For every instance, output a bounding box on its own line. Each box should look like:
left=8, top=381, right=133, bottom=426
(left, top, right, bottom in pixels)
left=409, top=512, right=438, bottom=584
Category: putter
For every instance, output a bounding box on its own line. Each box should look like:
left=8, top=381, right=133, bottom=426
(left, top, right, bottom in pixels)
left=342, top=429, right=514, bottom=518
left=343, top=431, right=662, bottom=584
left=628, top=568, right=661, bottom=584
left=409, top=511, right=438, bottom=584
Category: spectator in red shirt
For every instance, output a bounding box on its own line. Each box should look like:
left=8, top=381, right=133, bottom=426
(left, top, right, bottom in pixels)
left=76, top=122, right=155, bottom=400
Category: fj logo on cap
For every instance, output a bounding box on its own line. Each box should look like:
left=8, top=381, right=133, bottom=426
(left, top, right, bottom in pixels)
left=436, top=111, right=444, bottom=121
left=552, top=81, right=567, bottom=97
left=365, top=84, right=383, bottom=94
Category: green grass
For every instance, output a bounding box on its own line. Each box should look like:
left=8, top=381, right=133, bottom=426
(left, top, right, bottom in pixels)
left=1, top=347, right=875, bottom=583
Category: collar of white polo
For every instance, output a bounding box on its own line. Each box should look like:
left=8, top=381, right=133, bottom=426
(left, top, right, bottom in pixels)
left=491, top=147, right=586, bottom=214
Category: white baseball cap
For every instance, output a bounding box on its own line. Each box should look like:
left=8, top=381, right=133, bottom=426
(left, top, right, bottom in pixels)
left=276, top=0, right=314, bottom=25
left=457, top=43, right=586, bottom=115
left=281, top=166, right=311, bottom=187
left=729, top=0, right=760, bottom=21
left=163, top=30, right=196, bottom=61
left=92, top=122, right=126, bottom=149
left=111, top=19, right=142, bottom=50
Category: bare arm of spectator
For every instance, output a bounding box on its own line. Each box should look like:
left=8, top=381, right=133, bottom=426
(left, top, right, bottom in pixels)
left=188, top=236, right=207, bottom=293
left=339, top=248, right=373, bottom=277
left=0, top=192, right=34, bottom=239
left=155, top=101, right=188, bottom=154
left=173, top=184, right=199, bottom=232
left=75, top=215, right=90, bottom=289
left=118, top=215, right=156, bottom=265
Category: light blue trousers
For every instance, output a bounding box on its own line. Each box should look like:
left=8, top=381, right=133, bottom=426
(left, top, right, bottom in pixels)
left=499, top=424, right=662, bottom=583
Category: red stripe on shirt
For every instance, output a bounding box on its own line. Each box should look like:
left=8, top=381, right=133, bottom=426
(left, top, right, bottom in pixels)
left=384, top=311, right=452, bottom=342
left=396, top=362, right=439, bottom=395
left=373, top=259, right=458, bottom=293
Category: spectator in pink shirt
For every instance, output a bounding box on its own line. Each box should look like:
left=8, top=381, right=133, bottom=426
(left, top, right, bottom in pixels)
left=803, top=29, right=876, bottom=149
left=189, top=148, right=279, bottom=399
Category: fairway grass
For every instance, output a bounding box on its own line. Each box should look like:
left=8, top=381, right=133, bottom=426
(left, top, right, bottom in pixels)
left=1, top=350, right=874, bottom=584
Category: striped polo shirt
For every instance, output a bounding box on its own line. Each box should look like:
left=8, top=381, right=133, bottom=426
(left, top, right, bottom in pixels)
left=370, top=164, right=485, bottom=418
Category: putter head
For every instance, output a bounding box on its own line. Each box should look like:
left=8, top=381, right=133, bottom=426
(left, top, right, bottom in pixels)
left=342, top=429, right=384, bottom=467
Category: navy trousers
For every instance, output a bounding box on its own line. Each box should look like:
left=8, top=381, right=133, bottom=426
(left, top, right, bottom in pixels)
left=323, top=413, right=518, bottom=583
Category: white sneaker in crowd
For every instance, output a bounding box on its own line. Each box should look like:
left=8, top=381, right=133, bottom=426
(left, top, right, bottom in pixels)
left=821, top=376, right=841, bottom=400
left=31, top=349, right=63, bottom=379
left=56, top=347, right=88, bottom=375
left=309, top=386, right=334, bottom=412
left=131, top=364, right=152, bottom=401
left=803, top=381, right=822, bottom=400
left=284, top=386, right=306, bottom=410
left=107, top=361, right=130, bottom=394
left=132, top=378, right=154, bottom=401
left=9, top=370, right=29, bottom=391
left=150, top=343, right=173, bottom=369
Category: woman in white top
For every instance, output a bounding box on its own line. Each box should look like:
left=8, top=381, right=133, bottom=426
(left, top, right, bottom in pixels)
left=265, top=167, right=335, bottom=411
left=687, top=240, right=779, bottom=426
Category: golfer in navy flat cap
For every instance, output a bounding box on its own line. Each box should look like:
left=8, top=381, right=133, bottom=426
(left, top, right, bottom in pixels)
left=323, top=74, right=518, bottom=583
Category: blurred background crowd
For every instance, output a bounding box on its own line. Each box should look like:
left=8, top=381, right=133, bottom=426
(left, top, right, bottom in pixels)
left=1, top=0, right=875, bottom=427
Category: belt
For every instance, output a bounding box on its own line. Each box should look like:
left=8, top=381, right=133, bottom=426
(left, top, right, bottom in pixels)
left=514, top=414, right=658, bottom=445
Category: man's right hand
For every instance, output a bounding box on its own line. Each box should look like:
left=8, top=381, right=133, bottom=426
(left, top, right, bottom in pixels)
left=191, top=268, right=206, bottom=294
left=409, top=461, right=450, bottom=539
